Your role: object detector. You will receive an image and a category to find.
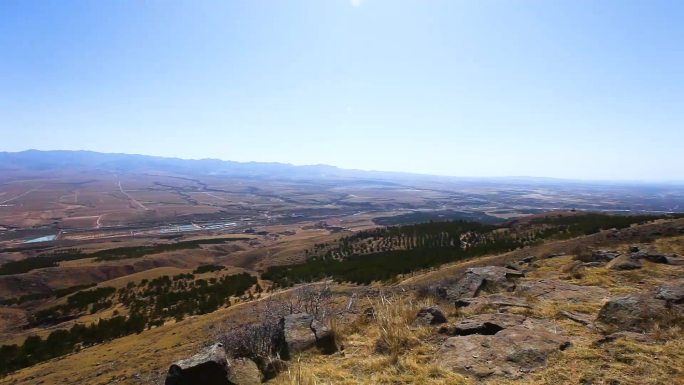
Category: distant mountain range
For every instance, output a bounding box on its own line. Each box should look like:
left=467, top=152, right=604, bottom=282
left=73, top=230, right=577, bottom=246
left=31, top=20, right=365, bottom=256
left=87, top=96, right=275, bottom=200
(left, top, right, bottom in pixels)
left=0, top=150, right=682, bottom=186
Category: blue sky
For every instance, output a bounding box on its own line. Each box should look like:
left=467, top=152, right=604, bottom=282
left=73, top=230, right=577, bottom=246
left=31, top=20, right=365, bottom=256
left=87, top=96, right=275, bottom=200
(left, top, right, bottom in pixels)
left=1, top=0, right=682, bottom=181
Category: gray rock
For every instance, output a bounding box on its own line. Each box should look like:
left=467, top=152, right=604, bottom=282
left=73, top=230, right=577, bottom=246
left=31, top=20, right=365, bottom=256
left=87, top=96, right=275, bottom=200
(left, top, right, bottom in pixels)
left=437, top=323, right=570, bottom=379
left=633, top=250, right=669, bottom=264
left=559, top=310, right=592, bottom=326
left=413, top=306, right=447, bottom=326
left=589, top=250, right=621, bottom=263
left=281, top=313, right=336, bottom=358
left=596, top=295, right=670, bottom=333
left=438, top=266, right=523, bottom=301
left=655, top=281, right=684, bottom=304
left=439, top=313, right=526, bottom=336
left=516, top=279, right=609, bottom=303
left=165, top=343, right=230, bottom=385
left=226, top=358, right=262, bottom=385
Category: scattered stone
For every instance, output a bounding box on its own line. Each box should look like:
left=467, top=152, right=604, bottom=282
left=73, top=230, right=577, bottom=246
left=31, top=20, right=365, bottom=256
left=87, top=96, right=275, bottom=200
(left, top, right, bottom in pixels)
left=413, top=306, right=447, bottom=326
left=606, top=255, right=642, bottom=270
left=588, top=250, right=621, bottom=263
left=281, top=313, right=336, bottom=358
left=596, top=295, right=670, bottom=333
left=581, top=262, right=603, bottom=268
left=629, top=245, right=640, bottom=253
left=593, top=331, right=653, bottom=346
left=521, top=256, right=537, bottom=263
left=559, top=310, right=592, bottom=326
left=633, top=250, right=669, bottom=264
left=655, top=281, right=684, bottom=304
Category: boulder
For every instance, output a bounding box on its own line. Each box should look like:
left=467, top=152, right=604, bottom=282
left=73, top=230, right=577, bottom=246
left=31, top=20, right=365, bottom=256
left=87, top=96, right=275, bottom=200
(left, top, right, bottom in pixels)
left=438, top=266, right=523, bottom=301
left=413, top=306, right=447, bottom=326
left=437, top=323, right=570, bottom=379
left=595, top=295, right=670, bottom=332
left=226, top=358, right=262, bottom=385
left=655, top=281, right=684, bottom=304
left=606, top=254, right=642, bottom=270
left=280, top=313, right=336, bottom=358
left=165, top=343, right=230, bottom=385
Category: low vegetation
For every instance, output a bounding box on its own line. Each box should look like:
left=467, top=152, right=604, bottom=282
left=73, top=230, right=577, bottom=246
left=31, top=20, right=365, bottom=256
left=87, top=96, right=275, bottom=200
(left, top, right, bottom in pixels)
left=265, top=213, right=674, bottom=286
left=0, top=237, right=249, bottom=275
left=0, top=272, right=258, bottom=376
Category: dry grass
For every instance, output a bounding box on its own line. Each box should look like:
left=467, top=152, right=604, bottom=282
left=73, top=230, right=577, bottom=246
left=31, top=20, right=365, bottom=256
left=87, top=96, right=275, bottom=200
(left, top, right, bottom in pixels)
left=271, top=294, right=470, bottom=385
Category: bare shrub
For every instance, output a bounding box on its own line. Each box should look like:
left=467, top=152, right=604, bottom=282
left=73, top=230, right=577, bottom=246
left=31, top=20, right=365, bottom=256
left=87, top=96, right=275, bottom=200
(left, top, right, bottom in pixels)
left=220, top=320, right=283, bottom=359
left=284, top=282, right=334, bottom=321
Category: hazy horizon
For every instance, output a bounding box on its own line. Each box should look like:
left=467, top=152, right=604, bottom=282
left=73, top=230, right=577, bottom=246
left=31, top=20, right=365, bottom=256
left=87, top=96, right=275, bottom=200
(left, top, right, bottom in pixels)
left=1, top=1, right=683, bottom=181
left=3, top=148, right=684, bottom=184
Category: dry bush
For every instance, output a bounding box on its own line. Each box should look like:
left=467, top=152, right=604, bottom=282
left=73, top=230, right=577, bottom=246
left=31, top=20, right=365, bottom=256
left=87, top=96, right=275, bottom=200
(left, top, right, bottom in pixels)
left=369, top=293, right=423, bottom=360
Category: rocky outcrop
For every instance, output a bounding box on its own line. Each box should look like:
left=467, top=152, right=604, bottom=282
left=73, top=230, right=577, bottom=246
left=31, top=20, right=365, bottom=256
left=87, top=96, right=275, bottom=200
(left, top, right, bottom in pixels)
left=280, top=313, right=336, bottom=358
left=595, top=294, right=671, bottom=333
left=437, top=266, right=523, bottom=301
left=413, top=306, right=447, bottom=326
left=165, top=343, right=262, bottom=385
left=437, top=318, right=570, bottom=379
left=515, top=279, right=609, bottom=303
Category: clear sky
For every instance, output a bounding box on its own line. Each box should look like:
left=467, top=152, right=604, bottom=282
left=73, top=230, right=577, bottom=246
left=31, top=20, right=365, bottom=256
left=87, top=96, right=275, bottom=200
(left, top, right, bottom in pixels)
left=1, top=0, right=682, bottom=181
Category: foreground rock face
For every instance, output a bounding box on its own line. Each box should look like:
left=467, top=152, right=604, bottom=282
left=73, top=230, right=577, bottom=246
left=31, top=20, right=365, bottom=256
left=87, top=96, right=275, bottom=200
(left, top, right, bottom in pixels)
left=437, top=317, right=570, bottom=379
left=281, top=313, right=336, bottom=358
left=438, top=266, right=523, bottom=301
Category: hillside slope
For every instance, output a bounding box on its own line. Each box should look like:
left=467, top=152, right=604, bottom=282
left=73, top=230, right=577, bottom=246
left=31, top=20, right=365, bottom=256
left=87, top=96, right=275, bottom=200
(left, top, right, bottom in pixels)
left=1, top=218, right=683, bottom=385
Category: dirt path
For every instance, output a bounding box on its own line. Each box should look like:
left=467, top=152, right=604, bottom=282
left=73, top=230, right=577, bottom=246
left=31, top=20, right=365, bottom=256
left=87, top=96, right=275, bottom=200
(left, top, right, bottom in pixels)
left=0, top=188, right=39, bottom=204
left=117, top=181, right=148, bottom=211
